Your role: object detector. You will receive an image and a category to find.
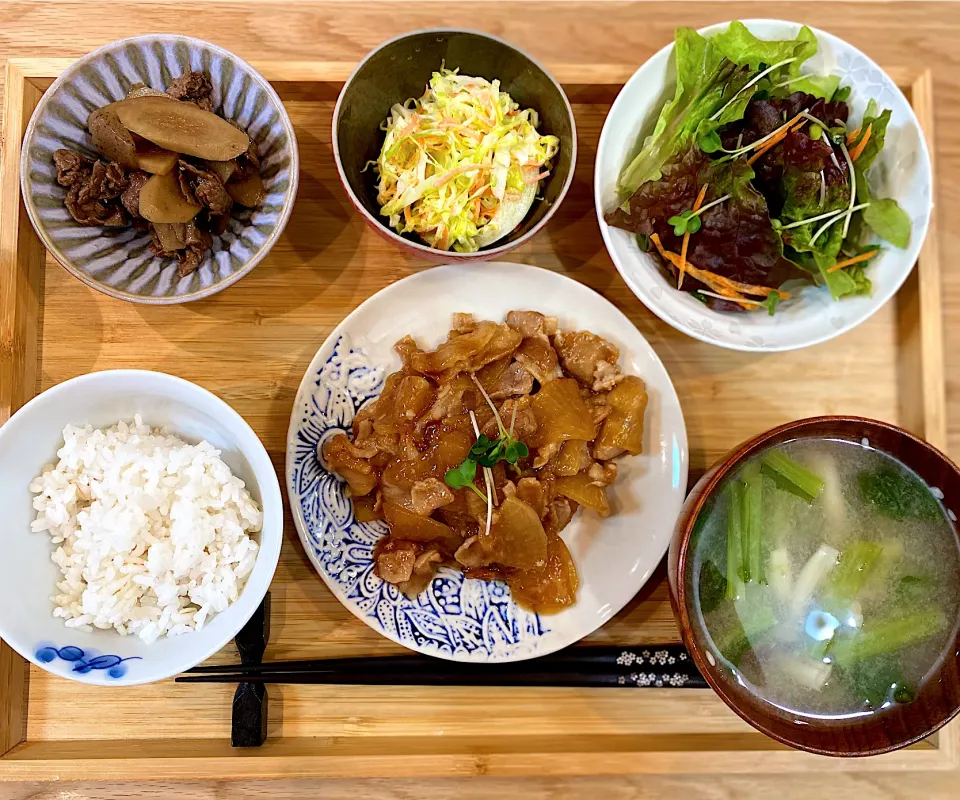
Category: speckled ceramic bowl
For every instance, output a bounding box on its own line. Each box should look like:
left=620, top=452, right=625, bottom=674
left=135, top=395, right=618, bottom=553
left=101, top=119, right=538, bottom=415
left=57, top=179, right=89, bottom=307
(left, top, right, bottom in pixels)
left=21, top=35, right=298, bottom=304
left=333, top=29, right=576, bottom=261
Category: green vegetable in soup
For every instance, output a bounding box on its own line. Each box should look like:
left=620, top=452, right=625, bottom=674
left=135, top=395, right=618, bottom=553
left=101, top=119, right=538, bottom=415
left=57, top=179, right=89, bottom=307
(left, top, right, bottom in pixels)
left=806, top=635, right=834, bottom=661
left=841, top=653, right=914, bottom=708
left=742, top=462, right=765, bottom=584
left=768, top=547, right=793, bottom=602
left=827, top=540, right=884, bottom=606
left=699, top=559, right=727, bottom=614
left=895, top=575, right=936, bottom=605
left=713, top=584, right=777, bottom=665
left=726, top=480, right=745, bottom=599
left=858, top=465, right=942, bottom=521
left=831, top=608, right=949, bottom=667
left=761, top=450, right=825, bottom=502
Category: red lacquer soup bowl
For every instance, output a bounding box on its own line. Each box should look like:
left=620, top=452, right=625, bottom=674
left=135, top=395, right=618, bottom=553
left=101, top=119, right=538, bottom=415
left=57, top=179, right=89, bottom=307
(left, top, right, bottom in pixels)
left=668, top=416, right=960, bottom=756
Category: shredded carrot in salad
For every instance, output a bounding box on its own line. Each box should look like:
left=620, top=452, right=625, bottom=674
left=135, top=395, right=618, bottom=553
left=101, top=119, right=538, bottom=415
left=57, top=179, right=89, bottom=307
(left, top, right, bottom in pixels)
left=849, top=124, right=873, bottom=163
left=678, top=184, right=708, bottom=290
left=651, top=234, right=787, bottom=310
left=827, top=248, right=880, bottom=273
left=374, top=68, right=560, bottom=252
left=747, top=112, right=806, bottom=166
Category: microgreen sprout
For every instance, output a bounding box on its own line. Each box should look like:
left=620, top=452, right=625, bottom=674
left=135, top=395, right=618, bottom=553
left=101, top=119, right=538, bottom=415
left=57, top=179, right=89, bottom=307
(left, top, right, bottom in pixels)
left=445, top=377, right=531, bottom=497
left=761, top=290, right=782, bottom=316
left=709, top=57, right=797, bottom=122
left=668, top=209, right=702, bottom=236
left=778, top=202, right=869, bottom=232
left=698, top=129, right=723, bottom=154
left=669, top=193, right=732, bottom=236
left=444, top=457, right=487, bottom=502
left=838, top=139, right=857, bottom=238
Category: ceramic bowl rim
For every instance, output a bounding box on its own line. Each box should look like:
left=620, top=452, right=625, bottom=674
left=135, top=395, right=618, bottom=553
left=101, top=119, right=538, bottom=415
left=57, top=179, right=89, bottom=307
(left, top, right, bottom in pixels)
left=594, top=18, right=933, bottom=353
left=19, top=33, right=300, bottom=305
left=0, top=369, right=284, bottom=685
left=331, top=27, right=577, bottom=259
left=671, top=415, right=960, bottom=756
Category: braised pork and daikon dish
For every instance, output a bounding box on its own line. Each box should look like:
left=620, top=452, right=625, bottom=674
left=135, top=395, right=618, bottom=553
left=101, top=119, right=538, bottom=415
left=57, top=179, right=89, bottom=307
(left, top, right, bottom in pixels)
left=54, top=71, right=264, bottom=277
left=323, top=311, right=648, bottom=612
left=692, top=438, right=959, bottom=716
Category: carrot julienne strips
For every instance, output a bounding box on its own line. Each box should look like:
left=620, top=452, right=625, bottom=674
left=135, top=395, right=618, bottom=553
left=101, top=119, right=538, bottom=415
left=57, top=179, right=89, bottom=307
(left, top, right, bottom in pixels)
left=678, top=184, right=708, bottom=290
left=849, top=124, right=873, bottom=163
left=746, top=112, right=806, bottom=166
left=826, top=248, right=880, bottom=273
left=651, top=235, right=753, bottom=309
left=650, top=234, right=788, bottom=308
left=697, top=289, right=763, bottom=307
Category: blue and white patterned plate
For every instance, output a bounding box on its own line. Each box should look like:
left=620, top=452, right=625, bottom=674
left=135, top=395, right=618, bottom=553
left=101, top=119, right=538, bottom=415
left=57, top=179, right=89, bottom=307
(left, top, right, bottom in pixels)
left=286, top=263, right=688, bottom=663
left=20, top=34, right=298, bottom=304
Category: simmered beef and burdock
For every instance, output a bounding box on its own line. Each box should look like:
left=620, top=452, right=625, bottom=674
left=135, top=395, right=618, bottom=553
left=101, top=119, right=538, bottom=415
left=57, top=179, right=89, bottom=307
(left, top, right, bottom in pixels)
left=323, top=311, right=648, bottom=612
left=53, top=71, right=266, bottom=277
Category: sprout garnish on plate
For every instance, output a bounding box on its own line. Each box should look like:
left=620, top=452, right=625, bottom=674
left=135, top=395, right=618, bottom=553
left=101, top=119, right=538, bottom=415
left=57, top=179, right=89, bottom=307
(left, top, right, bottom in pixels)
left=605, top=22, right=912, bottom=314
left=374, top=68, right=560, bottom=252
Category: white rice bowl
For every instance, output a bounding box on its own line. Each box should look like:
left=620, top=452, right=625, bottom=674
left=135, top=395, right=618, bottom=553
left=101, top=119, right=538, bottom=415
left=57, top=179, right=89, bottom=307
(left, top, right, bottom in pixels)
left=30, top=417, right=262, bottom=644
left=0, top=370, right=282, bottom=686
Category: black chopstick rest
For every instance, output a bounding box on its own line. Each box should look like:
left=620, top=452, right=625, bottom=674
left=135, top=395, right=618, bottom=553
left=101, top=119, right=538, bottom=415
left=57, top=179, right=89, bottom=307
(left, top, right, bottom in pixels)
left=231, top=592, right=270, bottom=747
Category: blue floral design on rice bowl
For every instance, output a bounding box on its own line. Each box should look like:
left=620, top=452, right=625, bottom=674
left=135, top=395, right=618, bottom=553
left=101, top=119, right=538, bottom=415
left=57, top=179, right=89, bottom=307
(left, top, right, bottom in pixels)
left=35, top=644, right=140, bottom=679
left=287, top=334, right=550, bottom=662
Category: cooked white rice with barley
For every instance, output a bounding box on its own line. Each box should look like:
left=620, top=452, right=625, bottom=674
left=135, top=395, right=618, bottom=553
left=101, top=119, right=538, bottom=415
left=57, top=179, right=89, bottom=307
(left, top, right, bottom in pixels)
left=29, top=416, right=261, bottom=643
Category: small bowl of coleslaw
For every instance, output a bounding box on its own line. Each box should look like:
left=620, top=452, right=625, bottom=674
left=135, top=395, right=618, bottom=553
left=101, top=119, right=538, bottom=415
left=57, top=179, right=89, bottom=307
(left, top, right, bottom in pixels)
left=333, top=29, right=576, bottom=260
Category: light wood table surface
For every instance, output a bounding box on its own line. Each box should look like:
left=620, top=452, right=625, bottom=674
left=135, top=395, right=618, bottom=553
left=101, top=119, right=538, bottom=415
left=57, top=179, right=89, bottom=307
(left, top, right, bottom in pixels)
left=2, top=1, right=960, bottom=797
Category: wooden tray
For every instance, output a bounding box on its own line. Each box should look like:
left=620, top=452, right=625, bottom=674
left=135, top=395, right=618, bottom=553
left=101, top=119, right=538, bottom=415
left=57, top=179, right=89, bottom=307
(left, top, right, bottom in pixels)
left=0, top=58, right=952, bottom=780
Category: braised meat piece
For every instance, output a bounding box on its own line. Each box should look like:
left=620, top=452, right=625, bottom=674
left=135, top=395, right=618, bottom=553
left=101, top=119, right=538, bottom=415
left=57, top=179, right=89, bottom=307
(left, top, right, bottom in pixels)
left=54, top=149, right=129, bottom=226
left=451, top=312, right=478, bottom=333
left=120, top=170, right=150, bottom=218
left=514, top=337, right=562, bottom=384
left=324, top=311, right=648, bottom=613
left=165, top=71, right=214, bottom=111
left=378, top=547, right=415, bottom=584
left=149, top=220, right=213, bottom=277
left=410, top=478, right=454, bottom=516
left=553, top=330, right=624, bottom=392
left=505, top=310, right=558, bottom=339
left=178, top=222, right=213, bottom=277
left=54, top=149, right=92, bottom=186
left=232, top=140, right=261, bottom=182
left=483, top=359, right=534, bottom=399
left=178, top=160, right=233, bottom=214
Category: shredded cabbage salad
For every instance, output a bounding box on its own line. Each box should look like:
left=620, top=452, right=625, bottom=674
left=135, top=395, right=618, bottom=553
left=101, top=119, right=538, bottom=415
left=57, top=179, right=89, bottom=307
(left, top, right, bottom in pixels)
left=374, top=68, right=560, bottom=252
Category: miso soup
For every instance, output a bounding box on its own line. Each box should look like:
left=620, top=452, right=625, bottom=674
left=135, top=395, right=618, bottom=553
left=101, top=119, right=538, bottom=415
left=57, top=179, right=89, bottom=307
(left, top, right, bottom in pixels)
left=693, top=438, right=959, bottom=717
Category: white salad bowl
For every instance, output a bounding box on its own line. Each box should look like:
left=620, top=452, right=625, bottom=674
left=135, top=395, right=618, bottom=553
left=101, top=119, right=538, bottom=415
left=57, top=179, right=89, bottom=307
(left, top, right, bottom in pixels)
left=595, top=19, right=932, bottom=352
left=286, top=263, right=688, bottom=663
left=0, top=370, right=283, bottom=686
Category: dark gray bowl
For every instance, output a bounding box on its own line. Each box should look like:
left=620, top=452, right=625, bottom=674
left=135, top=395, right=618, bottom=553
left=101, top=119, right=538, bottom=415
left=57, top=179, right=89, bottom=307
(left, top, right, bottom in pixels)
left=333, top=29, right=576, bottom=260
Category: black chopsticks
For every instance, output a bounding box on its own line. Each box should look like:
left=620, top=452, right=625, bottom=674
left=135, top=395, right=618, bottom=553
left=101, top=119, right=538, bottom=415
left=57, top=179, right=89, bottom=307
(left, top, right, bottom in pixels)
left=177, top=644, right=706, bottom=689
